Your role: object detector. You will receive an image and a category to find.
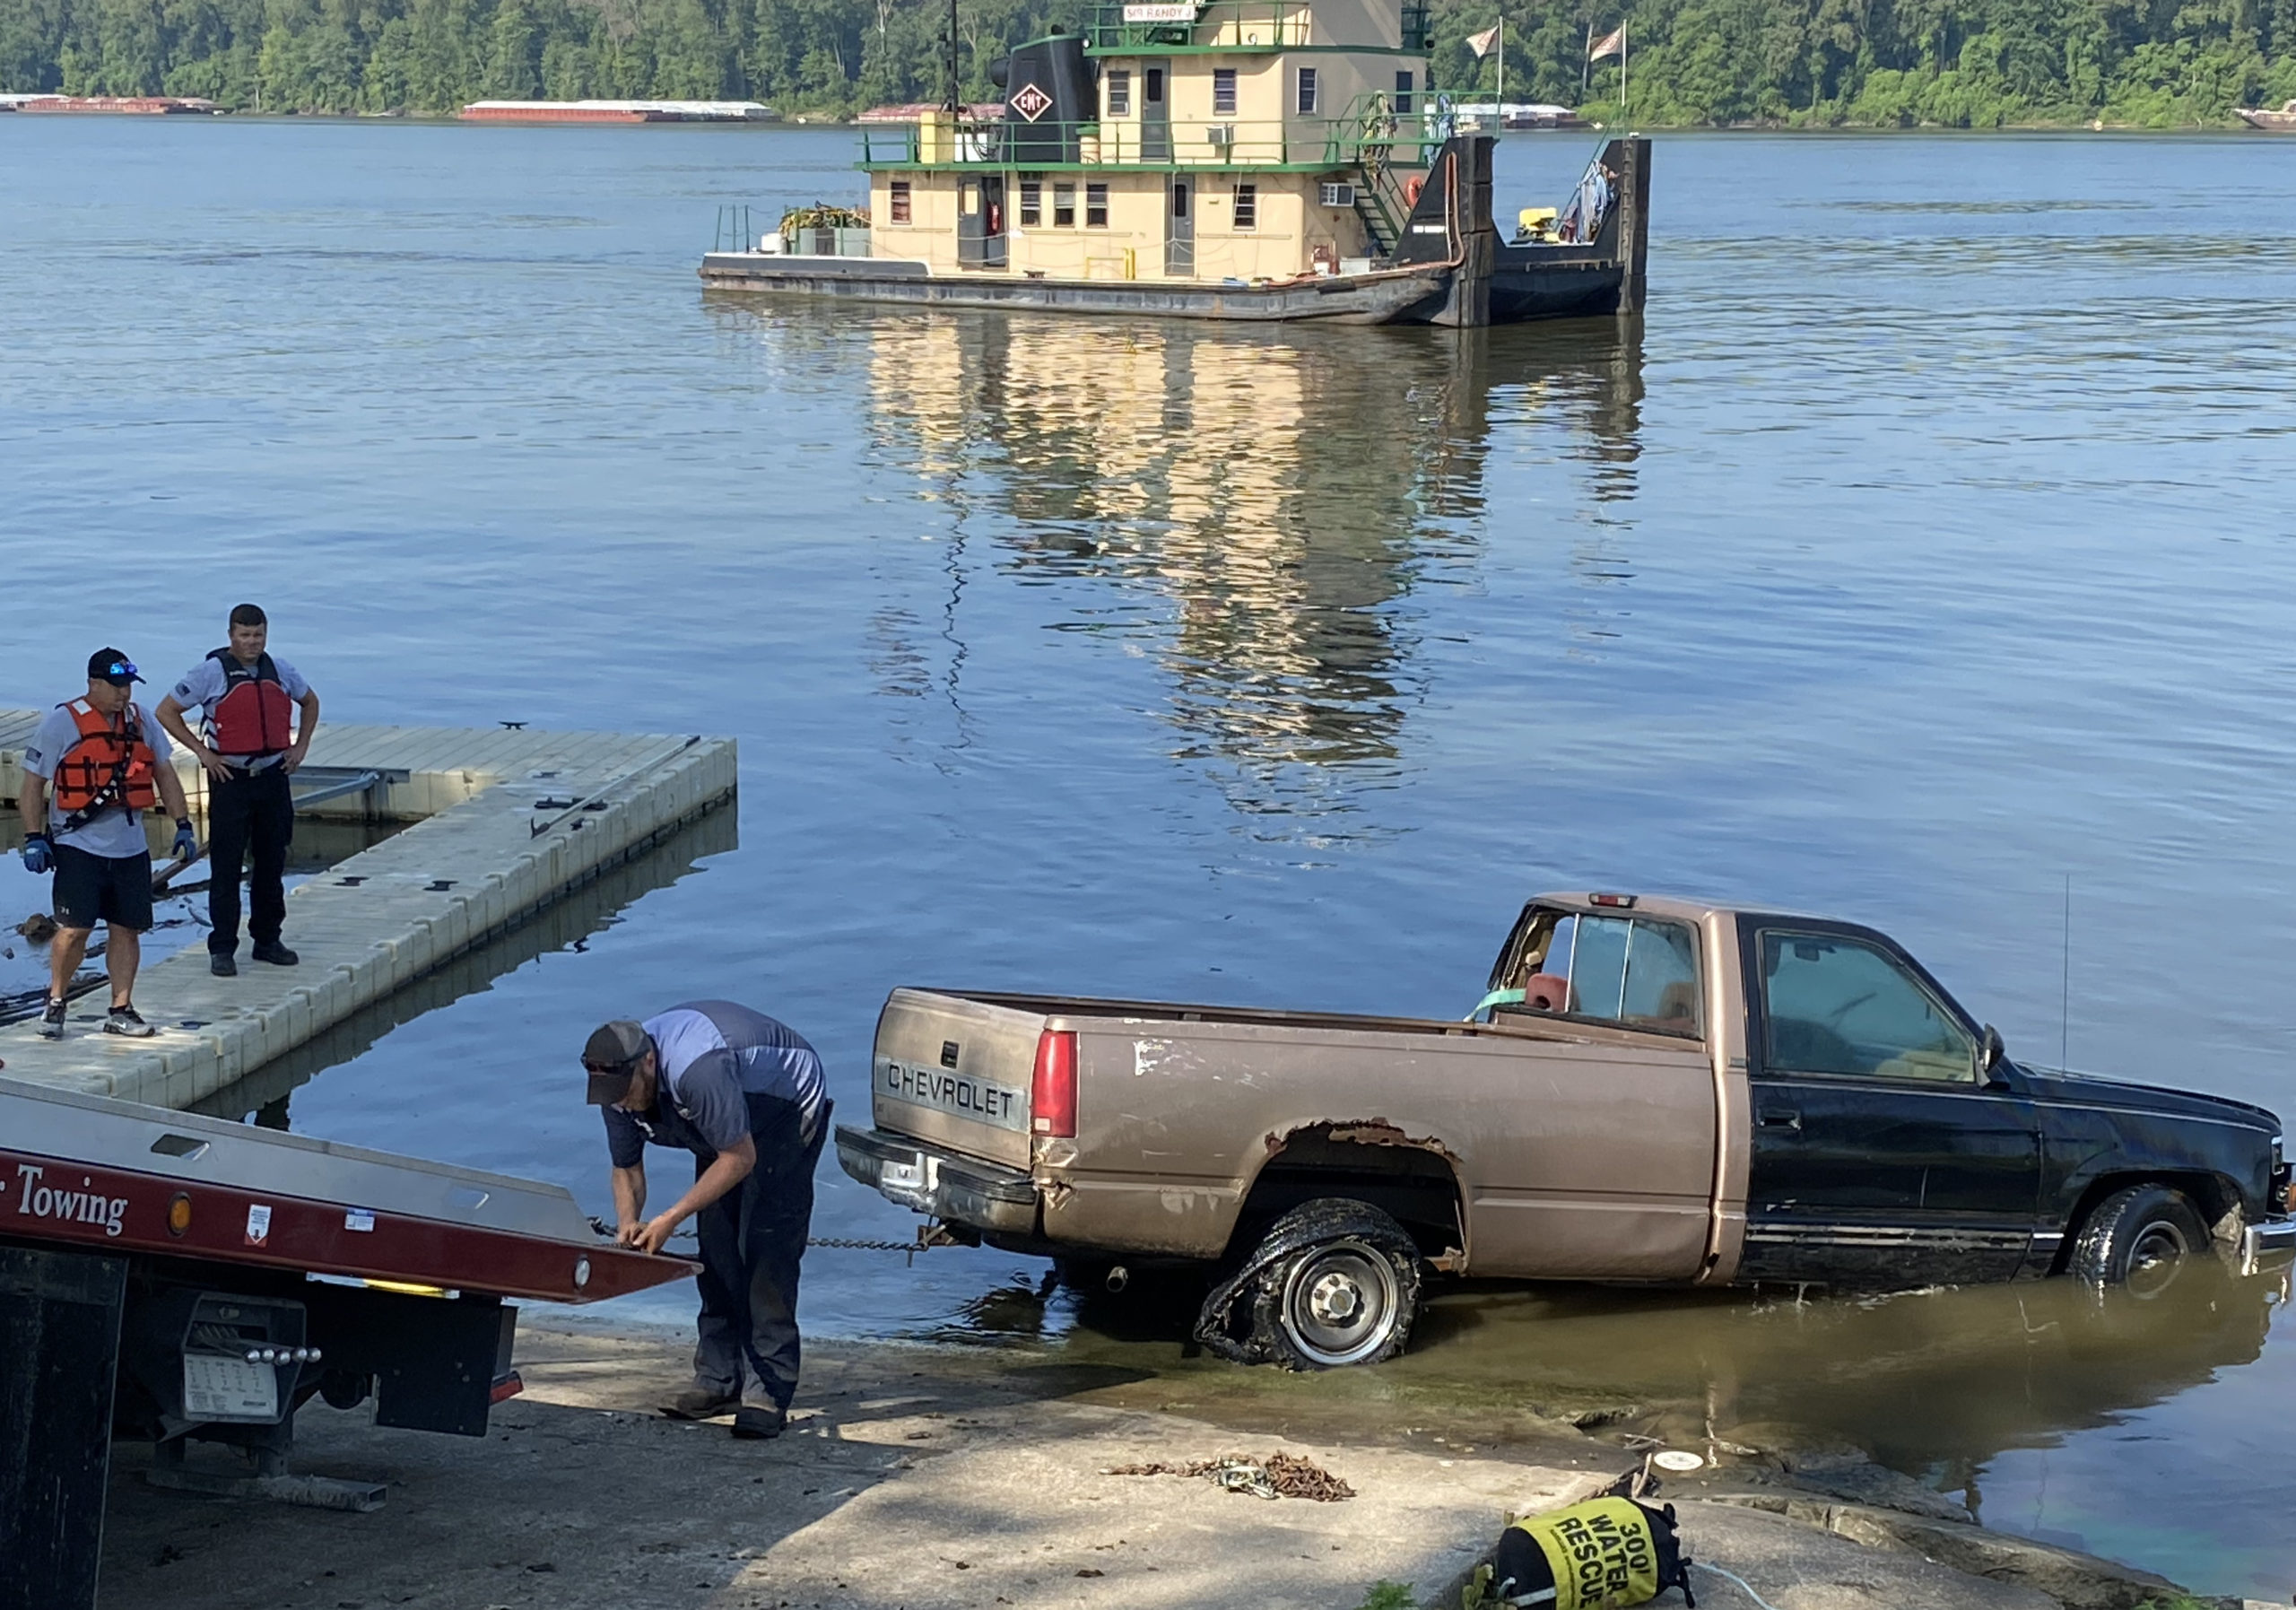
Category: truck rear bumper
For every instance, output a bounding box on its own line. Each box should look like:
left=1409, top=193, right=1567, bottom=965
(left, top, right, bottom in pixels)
left=2241, top=1216, right=2296, bottom=1276
left=834, top=1126, right=1039, bottom=1238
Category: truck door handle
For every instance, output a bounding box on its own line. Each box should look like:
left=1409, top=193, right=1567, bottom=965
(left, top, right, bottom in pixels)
left=1759, top=1109, right=1802, bottom=1131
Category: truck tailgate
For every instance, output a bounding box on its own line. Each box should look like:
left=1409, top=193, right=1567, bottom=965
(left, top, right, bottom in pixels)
left=872, top=988, right=1044, bottom=1171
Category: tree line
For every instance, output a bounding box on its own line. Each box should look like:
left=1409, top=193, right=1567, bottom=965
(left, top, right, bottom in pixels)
left=2, top=0, right=2289, bottom=125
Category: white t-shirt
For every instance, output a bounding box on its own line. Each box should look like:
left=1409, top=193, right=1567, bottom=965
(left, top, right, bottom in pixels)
left=21, top=701, right=175, bottom=859
left=169, top=652, right=311, bottom=770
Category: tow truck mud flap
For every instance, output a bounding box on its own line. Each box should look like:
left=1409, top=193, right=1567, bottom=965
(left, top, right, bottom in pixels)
left=300, top=1282, right=516, bottom=1437
left=0, top=1243, right=126, bottom=1610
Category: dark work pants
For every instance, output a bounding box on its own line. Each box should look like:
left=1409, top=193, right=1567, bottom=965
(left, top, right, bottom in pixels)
left=205, top=766, right=293, bottom=954
left=691, top=1096, right=829, bottom=1410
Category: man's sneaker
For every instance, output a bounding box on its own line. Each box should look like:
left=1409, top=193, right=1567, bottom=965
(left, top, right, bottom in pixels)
left=250, top=942, right=299, bottom=967
left=731, top=1401, right=787, bottom=1440
left=210, top=950, right=238, bottom=977
left=103, top=1005, right=157, bottom=1039
left=38, top=997, right=66, bottom=1039
left=660, top=1386, right=740, bottom=1421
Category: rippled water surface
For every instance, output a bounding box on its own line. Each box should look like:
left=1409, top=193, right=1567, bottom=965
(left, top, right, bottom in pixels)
left=4, top=119, right=2295, bottom=1594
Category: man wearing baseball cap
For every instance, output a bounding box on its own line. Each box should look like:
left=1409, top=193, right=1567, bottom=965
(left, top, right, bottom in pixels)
left=17, top=649, right=197, bottom=1040
left=585, top=1001, right=831, bottom=1438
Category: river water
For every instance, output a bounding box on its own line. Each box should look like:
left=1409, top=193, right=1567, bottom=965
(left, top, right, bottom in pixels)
left=4, top=117, right=2294, bottom=1595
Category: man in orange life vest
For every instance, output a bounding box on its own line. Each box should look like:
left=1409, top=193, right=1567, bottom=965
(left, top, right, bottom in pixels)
left=155, top=604, right=321, bottom=977
left=17, top=649, right=198, bottom=1040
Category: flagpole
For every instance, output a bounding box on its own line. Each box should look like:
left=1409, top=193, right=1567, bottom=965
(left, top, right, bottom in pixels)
left=1497, top=16, right=1505, bottom=113
left=1622, top=22, right=1628, bottom=116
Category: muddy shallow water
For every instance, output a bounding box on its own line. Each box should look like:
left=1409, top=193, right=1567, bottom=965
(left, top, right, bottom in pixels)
left=5, top=119, right=2295, bottom=1594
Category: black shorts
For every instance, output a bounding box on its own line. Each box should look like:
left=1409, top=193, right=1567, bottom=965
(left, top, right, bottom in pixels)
left=51, top=843, right=154, bottom=934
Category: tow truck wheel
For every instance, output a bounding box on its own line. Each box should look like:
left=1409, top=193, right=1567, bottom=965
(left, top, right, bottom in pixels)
left=2072, top=1183, right=2209, bottom=1299
left=1247, top=1198, right=1421, bottom=1370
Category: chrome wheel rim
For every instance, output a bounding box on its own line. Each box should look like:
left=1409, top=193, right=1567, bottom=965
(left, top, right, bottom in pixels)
left=1280, top=1240, right=1400, bottom=1366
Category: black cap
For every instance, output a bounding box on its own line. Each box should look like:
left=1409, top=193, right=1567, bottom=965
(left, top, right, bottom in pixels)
left=88, top=648, right=144, bottom=686
left=582, top=1020, right=649, bottom=1105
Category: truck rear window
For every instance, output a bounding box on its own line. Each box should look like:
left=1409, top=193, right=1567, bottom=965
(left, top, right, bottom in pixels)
left=1497, top=910, right=1701, bottom=1036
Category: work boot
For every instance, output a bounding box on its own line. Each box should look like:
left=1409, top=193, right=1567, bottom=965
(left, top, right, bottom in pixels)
left=39, top=996, right=66, bottom=1039
left=660, top=1385, right=740, bottom=1421
left=251, top=941, right=299, bottom=967
left=210, top=951, right=238, bottom=977
left=731, top=1395, right=787, bottom=1440
left=103, top=1005, right=156, bottom=1038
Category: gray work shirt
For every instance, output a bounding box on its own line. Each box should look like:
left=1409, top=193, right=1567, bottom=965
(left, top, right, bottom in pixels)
left=168, top=652, right=312, bottom=770
left=603, top=1002, right=828, bottom=1169
left=21, top=701, right=174, bottom=859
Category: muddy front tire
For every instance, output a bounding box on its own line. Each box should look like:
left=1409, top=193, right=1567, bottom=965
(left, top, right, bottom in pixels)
left=1243, top=1198, right=1422, bottom=1370
left=2071, top=1183, right=2208, bottom=1298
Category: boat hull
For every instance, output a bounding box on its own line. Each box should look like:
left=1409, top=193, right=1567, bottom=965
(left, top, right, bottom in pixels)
left=699, top=254, right=1462, bottom=324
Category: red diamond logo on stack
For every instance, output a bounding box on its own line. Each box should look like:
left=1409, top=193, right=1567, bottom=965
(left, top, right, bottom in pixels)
left=1011, top=83, right=1053, bottom=122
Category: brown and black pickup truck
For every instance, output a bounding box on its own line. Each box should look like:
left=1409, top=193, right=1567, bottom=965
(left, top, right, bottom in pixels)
left=838, top=892, right=2295, bottom=1369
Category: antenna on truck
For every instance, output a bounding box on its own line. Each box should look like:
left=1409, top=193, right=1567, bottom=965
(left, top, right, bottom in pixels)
left=2060, top=873, right=2071, bottom=1070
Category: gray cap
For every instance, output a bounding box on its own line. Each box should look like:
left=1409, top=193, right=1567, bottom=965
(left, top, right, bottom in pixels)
left=582, top=1020, right=649, bottom=1105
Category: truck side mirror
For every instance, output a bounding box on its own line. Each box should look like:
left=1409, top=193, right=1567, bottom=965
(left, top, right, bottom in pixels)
left=1980, top=1023, right=2006, bottom=1080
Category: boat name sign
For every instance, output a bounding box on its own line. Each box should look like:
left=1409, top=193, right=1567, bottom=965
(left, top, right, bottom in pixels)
left=1122, top=3, right=1200, bottom=21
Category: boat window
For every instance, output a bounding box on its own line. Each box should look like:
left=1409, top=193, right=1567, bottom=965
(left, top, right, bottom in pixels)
left=1232, top=183, right=1257, bottom=231
left=1394, top=71, right=1414, bottom=115
left=1107, top=70, right=1132, bottom=117
left=1171, top=180, right=1189, bottom=220
left=1054, top=182, right=1076, bottom=227
left=1019, top=178, right=1041, bottom=227
left=1085, top=184, right=1109, bottom=227
left=1296, top=66, right=1318, bottom=114
left=889, top=180, right=911, bottom=224
left=1213, top=68, right=1238, bottom=116
left=1760, top=931, right=1975, bottom=1083
left=1145, top=66, right=1165, bottom=106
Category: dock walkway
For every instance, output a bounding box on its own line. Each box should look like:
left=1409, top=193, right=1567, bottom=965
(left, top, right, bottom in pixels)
left=1, top=715, right=735, bottom=1110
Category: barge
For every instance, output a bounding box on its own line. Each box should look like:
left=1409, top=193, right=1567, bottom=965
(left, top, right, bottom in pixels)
left=698, top=1, right=1649, bottom=327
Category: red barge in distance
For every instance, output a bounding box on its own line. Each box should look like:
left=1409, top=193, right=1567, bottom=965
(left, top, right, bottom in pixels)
left=0, top=1073, right=693, bottom=1610
left=0, top=93, right=220, bottom=113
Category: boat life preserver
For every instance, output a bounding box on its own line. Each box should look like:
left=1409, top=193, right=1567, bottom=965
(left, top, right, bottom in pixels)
left=204, top=648, right=295, bottom=758
left=1403, top=174, right=1424, bottom=209
left=49, top=698, right=158, bottom=831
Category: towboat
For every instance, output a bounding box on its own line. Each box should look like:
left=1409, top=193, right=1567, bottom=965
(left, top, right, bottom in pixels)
left=698, top=0, right=1649, bottom=327
left=2235, top=99, right=2296, bottom=130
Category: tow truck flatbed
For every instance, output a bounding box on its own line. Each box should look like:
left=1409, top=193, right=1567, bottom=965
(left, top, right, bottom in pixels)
left=0, top=1075, right=693, bottom=1610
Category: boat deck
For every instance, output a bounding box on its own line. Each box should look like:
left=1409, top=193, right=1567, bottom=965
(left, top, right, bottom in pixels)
left=1, top=716, right=736, bottom=1110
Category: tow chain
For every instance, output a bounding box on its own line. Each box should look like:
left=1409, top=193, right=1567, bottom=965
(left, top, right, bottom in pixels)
left=804, top=1237, right=923, bottom=1252
left=586, top=1216, right=949, bottom=1261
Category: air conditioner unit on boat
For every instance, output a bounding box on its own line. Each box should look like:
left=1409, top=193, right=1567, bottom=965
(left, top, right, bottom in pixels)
left=1205, top=122, right=1235, bottom=146
left=1318, top=181, right=1357, bottom=207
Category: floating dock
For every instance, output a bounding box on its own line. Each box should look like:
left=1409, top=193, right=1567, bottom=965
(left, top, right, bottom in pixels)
left=1, top=716, right=735, bottom=1110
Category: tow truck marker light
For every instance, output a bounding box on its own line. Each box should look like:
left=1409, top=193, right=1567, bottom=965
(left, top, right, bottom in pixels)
left=167, top=1192, right=192, bottom=1236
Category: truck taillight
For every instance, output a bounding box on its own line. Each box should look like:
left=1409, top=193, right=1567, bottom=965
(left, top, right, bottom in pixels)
left=1031, top=1030, right=1078, bottom=1137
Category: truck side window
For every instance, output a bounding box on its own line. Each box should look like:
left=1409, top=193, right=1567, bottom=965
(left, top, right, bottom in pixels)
left=1570, top=917, right=1701, bottom=1034
left=1761, top=932, right=1974, bottom=1082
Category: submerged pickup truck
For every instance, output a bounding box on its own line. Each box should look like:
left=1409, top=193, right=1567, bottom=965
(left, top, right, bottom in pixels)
left=838, top=892, right=2295, bottom=1369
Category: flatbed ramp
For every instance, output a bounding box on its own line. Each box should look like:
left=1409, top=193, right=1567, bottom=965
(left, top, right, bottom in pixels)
left=1, top=715, right=736, bottom=1110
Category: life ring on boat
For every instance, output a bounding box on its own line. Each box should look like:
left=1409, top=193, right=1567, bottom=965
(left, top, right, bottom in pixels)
left=1403, top=175, right=1424, bottom=209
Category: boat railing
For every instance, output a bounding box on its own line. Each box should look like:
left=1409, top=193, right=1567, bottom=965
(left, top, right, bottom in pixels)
left=1083, top=0, right=1432, bottom=50
left=859, top=111, right=1448, bottom=170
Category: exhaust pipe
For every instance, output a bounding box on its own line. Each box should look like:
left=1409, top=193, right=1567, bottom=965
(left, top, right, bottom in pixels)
left=1105, top=1265, right=1130, bottom=1294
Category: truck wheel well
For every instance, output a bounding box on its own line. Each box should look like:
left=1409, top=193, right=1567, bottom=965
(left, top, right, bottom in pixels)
left=2057, top=1170, right=2242, bottom=1271
left=1231, top=1127, right=1465, bottom=1264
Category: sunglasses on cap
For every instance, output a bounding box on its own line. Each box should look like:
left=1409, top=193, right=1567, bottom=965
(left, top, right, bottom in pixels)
left=105, top=659, right=138, bottom=679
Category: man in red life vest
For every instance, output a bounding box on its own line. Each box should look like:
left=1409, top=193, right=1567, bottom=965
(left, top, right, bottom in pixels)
left=17, top=649, right=198, bottom=1040
left=155, top=604, right=321, bottom=977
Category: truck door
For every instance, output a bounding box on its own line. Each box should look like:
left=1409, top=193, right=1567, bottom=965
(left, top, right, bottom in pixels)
left=1739, top=922, right=2040, bottom=1286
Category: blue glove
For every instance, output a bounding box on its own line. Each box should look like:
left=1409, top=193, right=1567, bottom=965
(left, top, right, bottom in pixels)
left=22, top=832, right=52, bottom=875
left=172, top=819, right=199, bottom=862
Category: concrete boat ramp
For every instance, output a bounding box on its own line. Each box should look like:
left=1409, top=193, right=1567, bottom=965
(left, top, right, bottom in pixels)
left=1, top=713, right=735, bottom=1110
